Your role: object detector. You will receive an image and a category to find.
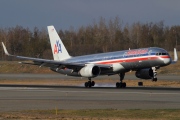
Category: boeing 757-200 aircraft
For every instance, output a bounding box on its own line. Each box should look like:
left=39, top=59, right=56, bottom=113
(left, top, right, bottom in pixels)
left=2, top=25, right=178, bottom=88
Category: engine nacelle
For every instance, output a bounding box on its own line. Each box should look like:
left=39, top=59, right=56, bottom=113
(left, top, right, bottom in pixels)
left=135, top=68, right=153, bottom=79
left=79, top=64, right=101, bottom=77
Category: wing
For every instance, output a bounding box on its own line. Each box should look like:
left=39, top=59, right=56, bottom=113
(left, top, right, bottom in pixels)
left=2, top=42, right=112, bottom=71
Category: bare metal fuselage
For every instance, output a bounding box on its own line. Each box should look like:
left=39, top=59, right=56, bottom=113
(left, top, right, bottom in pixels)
left=51, top=47, right=171, bottom=77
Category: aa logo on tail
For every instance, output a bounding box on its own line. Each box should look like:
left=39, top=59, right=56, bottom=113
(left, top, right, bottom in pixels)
left=54, top=40, right=62, bottom=54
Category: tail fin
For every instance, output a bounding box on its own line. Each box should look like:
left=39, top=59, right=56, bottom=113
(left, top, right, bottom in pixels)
left=47, top=25, right=71, bottom=61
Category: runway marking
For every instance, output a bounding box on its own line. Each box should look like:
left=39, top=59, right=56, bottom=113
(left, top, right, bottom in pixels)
left=0, top=87, right=51, bottom=90
left=10, top=89, right=180, bottom=95
left=53, top=91, right=180, bottom=95
left=0, top=87, right=180, bottom=95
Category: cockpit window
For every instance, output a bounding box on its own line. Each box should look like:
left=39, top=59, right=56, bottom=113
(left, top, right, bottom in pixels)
left=156, top=52, right=167, bottom=56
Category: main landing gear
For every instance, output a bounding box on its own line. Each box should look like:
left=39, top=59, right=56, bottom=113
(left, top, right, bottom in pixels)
left=84, top=78, right=95, bottom=88
left=116, top=73, right=126, bottom=88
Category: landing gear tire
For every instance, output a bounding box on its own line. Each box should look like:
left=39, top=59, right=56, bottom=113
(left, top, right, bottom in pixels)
left=88, top=81, right=92, bottom=87
left=91, top=81, right=95, bottom=86
left=85, top=82, right=88, bottom=88
left=84, top=81, right=95, bottom=88
left=152, top=78, right=157, bottom=82
left=116, top=82, right=120, bottom=88
left=122, top=82, right=126, bottom=88
left=138, top=82, right=143, bottom=86
left=116, top=82, right=126, bottom=88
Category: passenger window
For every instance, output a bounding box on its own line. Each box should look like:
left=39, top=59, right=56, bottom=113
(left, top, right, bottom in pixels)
left=156, top=53, right=159, bottom=56
left=159, top=53, right=162, bottom=55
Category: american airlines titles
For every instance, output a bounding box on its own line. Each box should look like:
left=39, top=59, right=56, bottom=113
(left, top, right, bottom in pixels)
left=123, top=49, right=148, bottom=57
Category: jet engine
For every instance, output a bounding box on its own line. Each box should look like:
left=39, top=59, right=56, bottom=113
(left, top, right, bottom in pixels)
left=135, top=68, right=153, bottom=79
left=79, top=64, right=101, bottom=77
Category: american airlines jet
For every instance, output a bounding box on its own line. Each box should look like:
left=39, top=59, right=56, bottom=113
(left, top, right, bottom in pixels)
left=2, top=25, right=178, bottom=88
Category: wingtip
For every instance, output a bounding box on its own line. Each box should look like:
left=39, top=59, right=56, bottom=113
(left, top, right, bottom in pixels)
left=1, top=42, right=10, bottom=56
left=172, top=48, right=178, bottom=63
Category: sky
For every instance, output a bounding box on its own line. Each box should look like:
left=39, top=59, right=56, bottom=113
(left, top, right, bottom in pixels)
left=0, top=0, right=180, bottom=30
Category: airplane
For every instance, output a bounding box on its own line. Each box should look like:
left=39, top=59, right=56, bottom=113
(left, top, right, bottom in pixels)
left=2, top=25, right=178, bottom=88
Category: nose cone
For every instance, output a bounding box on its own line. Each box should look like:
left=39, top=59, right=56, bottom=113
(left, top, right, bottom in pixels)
left=163, top=57, right=171, bottom=65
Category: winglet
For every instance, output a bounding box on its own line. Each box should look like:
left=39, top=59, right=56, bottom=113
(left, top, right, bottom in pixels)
left=2, top=42, right=10, bottom=56
left=172, top=48, right=178, bottom=63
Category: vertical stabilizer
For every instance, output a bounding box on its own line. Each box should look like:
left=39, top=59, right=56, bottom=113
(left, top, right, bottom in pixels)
left=47, top=26, right=71, bottom=61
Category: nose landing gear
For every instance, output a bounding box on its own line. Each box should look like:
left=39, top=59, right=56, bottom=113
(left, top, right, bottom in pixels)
left=152, top=67, right=158, bottom=82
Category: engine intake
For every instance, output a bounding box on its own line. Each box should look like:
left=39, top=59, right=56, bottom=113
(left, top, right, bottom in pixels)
left=135, top=68, right=153, bottom=79
left=79, top=64, right=100, bottom=77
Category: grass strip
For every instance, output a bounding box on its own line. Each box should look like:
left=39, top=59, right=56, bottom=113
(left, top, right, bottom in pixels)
left=1, top=109, right=180, bottom=120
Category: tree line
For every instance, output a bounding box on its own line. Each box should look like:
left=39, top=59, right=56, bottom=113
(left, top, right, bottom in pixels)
left=0, top=17, right=179, bottom=60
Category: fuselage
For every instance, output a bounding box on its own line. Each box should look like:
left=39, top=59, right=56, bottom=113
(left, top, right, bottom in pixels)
left=65, top=47, right=171, bottom=66
left=54, top=47, right=171, bottom=76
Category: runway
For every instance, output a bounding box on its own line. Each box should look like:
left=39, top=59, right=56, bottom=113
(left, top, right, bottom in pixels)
left=0, top=73, right=180, bottom=81
left=0, top=74, right=180, bottom=112
left=0, top=86, right=180, bottom=112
